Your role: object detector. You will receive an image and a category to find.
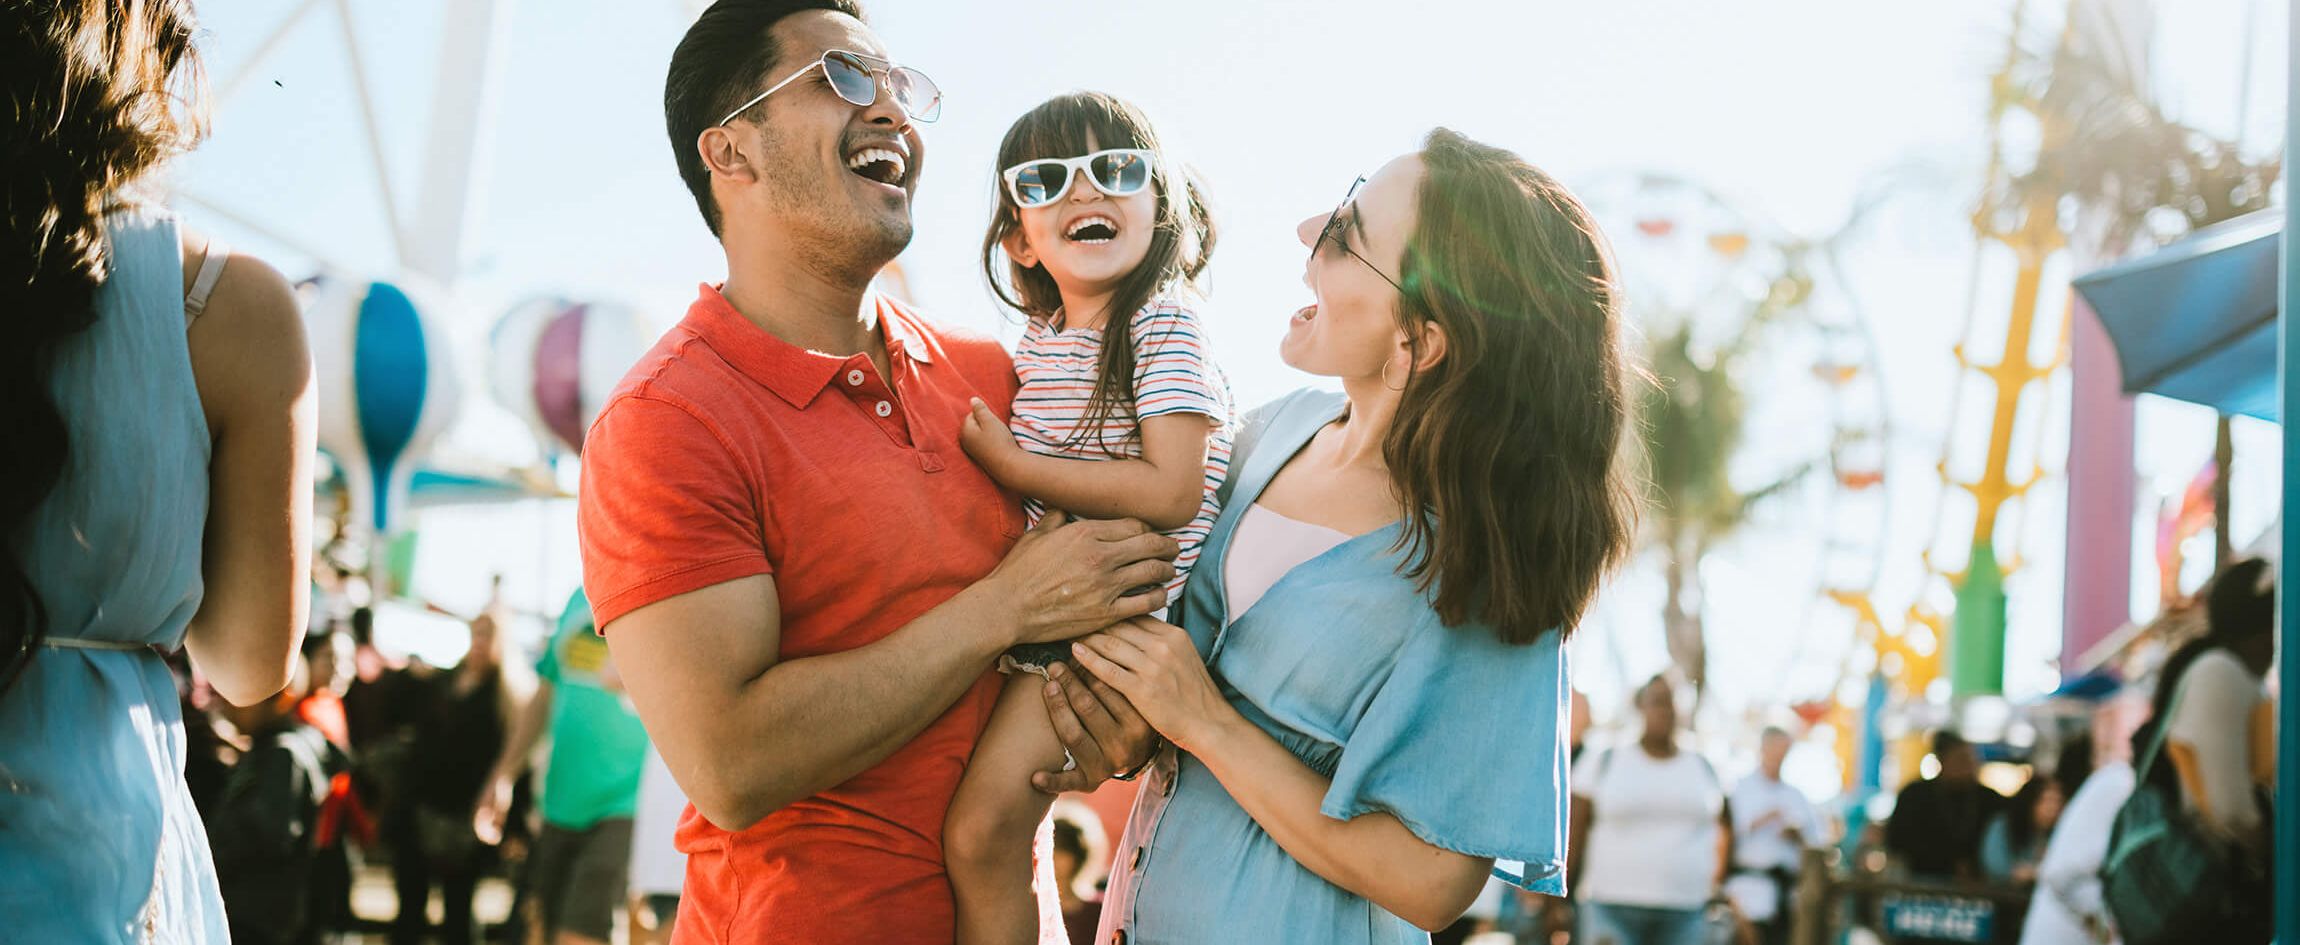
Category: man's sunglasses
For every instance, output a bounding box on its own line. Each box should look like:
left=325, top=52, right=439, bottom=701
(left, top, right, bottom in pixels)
left=1001, top=149, right=1156, bottom=209
left=1312, top=175, right=1406, bottom=294
left=717, top=49, right=942, bottom=127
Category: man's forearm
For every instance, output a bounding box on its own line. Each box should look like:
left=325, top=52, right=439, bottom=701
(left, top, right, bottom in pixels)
left=704, top=585, right=1014, bottom=827
left=489, top=682, right=554, bottom=785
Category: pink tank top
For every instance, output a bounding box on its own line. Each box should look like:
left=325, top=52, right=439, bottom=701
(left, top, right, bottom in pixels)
left=1222, top=503, right=1353, bottom=619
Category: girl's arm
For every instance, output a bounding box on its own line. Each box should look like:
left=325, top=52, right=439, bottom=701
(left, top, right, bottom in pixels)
left=1072, top=620, right=1493, bottom=932
left=959, top=400, right=1212, bottom=532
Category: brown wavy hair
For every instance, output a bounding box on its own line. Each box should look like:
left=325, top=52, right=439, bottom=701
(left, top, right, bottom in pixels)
left=0, top=0, right=207, bottom=693
left=1386, top=128, right=1639, bottom=645
left=981, top=92, right=1216, bottom=455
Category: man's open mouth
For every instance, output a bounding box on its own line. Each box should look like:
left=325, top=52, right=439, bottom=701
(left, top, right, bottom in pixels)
left=846, top=146, right=907, bottom=187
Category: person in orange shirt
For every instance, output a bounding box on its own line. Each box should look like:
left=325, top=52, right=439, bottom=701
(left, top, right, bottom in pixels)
left=577, top=3, right=1172, bottom=943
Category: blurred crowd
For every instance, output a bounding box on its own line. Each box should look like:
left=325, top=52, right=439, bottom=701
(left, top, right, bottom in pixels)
left=173, top=556, right=689, bottom=945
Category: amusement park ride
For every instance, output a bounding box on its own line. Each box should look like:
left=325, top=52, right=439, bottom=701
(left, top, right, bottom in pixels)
left=1594, top=0, right=2094, bottom=809
left=196, top=1, right=2116, bottom=797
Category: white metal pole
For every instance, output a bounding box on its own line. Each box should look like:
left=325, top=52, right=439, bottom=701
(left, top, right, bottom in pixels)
left=403, top=0, right=513, bottom=286
left=332, top=0, right=409, bottom=267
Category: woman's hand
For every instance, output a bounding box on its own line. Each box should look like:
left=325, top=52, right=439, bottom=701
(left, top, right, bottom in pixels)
left=958, top=398, right=1023, bottom=474
left=1070, top=616, right=1235, bottom=752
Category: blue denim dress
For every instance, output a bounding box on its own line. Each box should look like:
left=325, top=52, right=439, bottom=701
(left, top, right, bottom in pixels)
left=0, top=209, right=225, bottom=942
left=1098, top=389, right=1573, bottom=944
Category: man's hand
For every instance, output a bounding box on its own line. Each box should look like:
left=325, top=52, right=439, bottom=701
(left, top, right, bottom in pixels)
left=1031, top=661, right=1159, bottom=794
left=980, top=511, right=1178, bottom=647
left=472, top=773, right=515, bottom=846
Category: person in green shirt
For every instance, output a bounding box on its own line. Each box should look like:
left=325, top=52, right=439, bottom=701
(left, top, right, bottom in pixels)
left=477, top=591, right=652, bottom=945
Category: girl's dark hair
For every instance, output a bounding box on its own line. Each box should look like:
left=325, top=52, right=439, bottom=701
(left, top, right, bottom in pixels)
left=1999, top=776, right=2053, bottom=852
left=1385, top=128, right=1639, bottom=645
left=2133, top=556, right=2275, bottom=785
left=1, top=0, right=207, bottom=694
left=982, top=92, right=1216, bottom=455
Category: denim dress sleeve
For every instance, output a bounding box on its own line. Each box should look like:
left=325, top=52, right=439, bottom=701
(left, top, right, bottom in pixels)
left=1316, top=609, right=1575, bottom=893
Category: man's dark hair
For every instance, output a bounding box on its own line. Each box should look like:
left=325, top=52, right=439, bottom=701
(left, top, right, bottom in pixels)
left=664, top=0, right=864, bottom=237
left=1931, top=729, right=1968, bottom=759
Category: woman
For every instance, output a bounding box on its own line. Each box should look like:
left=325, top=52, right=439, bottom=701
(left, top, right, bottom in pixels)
left=387, top=609, right=528, bottom=945
left=1059, top=128, right=1638, bottom=944
left=2116, top=557, right=2276, bottom=943
left=1981, top=774, right=2064, bottom=884
left=1568, top=676, right=1730, bottom=945
left=2145, top=557, right=2274, bottom=847
left=0, top=1, right=316, bottom=939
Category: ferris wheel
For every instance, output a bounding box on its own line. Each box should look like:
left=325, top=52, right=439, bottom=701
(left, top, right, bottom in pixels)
left=1583, top=172, right=1893, bottom=712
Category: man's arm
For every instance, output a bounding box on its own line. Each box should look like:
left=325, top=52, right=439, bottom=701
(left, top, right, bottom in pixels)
left=474, top=680, right=553, bottom=844
left=606, top=514, right=1177, bottom=832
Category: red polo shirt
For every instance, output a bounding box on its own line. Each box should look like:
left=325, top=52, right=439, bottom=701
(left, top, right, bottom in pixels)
left=578, top=285, right=1023, bottom=945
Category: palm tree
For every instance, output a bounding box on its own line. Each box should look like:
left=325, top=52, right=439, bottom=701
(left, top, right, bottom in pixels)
left=1639, top=266, right=1819, bottom=704
left=2000, top=2, right=2278, bottom=252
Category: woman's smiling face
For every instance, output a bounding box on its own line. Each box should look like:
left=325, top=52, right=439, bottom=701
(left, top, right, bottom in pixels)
left=1282, top=154, right=1423, bottom=380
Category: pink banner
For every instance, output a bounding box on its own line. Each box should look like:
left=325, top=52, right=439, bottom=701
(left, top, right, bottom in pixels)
left=2062, top=292, right=2136, bottom=674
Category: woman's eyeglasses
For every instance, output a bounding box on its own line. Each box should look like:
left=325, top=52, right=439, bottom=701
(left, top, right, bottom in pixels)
left=1312, top=176, right=1406, bottom=294
left=717, top=49, right=942, bottom=127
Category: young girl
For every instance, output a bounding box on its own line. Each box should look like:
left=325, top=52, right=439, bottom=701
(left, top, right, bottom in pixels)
left=947, top=91, right=1231, bottom=945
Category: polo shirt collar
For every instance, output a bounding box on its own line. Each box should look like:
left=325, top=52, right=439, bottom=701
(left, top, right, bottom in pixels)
left=685, top=284, right=932, bottom=409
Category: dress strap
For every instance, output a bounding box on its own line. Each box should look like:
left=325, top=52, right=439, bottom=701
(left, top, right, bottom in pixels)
left=184, top=238, right=230, bottom=325
left=41, top=637, right=151, bottom=652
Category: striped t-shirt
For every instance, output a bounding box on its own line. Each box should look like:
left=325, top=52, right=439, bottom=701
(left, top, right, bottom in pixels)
left=1010, top=295, right=1232, bottom=594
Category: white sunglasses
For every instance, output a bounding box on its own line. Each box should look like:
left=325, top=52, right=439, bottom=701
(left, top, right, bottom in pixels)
left=1000, top=149, right=1156, bottom=208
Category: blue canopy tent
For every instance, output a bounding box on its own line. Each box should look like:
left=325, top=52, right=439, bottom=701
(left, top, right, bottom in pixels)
left=2074, top=186, right=2292, bottom=935
left=2075, top=208, right=2280, bottom=420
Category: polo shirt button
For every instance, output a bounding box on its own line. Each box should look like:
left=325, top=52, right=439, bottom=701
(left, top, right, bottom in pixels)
left=847, top=369, right=865, bottom=386
left=874, top=400, right=892, bottom=418
left=1111, top=932, right=1127, bottom=945
left=1130, top=846, right=1144, bottom=870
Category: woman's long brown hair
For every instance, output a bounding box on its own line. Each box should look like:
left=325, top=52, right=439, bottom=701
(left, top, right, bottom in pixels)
left=981, top=91, right=1215, bottom=455
left=0, top=0, right=207, bottom=693
left=1386, top=128, right=1639, bottom=645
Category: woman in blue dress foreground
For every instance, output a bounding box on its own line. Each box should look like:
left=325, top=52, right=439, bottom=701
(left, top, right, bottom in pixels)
left=0, top=1, right=317, bottom=939
left=1057, top=128, right=1639, bottom=944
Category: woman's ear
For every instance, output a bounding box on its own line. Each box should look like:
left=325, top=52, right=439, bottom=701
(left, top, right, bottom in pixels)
left=697, top=126, right=756, bottom=183
left=1410, top=320, right=1449, bottom=372
left=1003, top=226, right=1040, bottom=269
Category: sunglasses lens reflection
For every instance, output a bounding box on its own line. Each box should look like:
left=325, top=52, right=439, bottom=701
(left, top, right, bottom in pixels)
left=822, top=52, right=877, bottom=107
left=1012, top=162, right=1071, bottom=207
left=1091, top=151, right=1151, bottom=196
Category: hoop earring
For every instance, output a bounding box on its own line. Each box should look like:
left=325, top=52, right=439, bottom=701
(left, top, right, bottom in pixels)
left=1380, top=359, right=1407, bottom=392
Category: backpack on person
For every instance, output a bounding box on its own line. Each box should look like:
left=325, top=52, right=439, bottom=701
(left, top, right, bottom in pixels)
left=2099, top=671, right=2272, bottom=945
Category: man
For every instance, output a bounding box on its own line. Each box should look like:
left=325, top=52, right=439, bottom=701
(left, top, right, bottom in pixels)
left=209, top=660, right=344, bottom=945
left=1884, top=730, right=2009, bottom=882
left=1726, top=726, right=1821, bottom=945
left=578, top=3, right=1174, bottom=943
left=474, top=591, right=649, bottom=945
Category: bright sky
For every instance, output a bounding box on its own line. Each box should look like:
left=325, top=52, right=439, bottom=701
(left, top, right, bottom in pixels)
left=178, top=0, right=2285, bottom=791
